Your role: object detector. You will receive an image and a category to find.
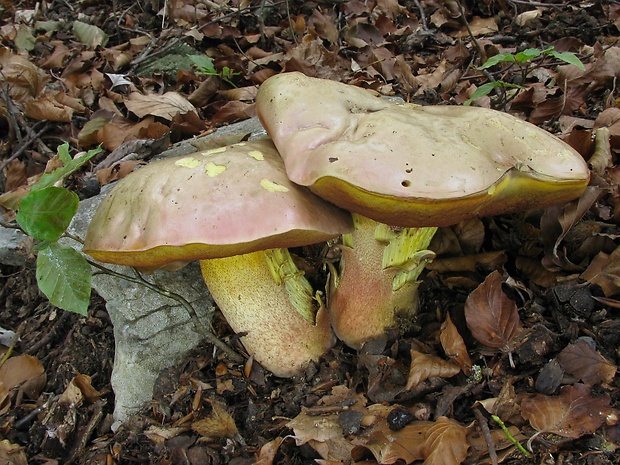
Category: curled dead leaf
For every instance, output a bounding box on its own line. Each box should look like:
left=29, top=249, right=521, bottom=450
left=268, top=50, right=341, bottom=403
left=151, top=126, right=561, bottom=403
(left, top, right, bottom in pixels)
left=521, top=383, right=611, bottom=439
left=440, top=313, right=472, bottom=375
left=556, top=338, right=617, bottom=385
left=422, top=416, right=469, bottom=465
left=125, top=91, right=196, bottom=120
left=464, top=271, right=521, bottom=350
left=407, top=349, right=461, bottom=390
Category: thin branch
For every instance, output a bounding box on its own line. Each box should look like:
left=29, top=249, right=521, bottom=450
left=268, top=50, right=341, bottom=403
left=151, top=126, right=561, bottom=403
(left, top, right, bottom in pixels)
left=87, top=259, right=243, bottom=363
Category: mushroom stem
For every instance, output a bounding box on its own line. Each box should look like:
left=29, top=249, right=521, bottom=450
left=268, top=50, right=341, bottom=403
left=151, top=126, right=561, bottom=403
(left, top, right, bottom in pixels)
left=328, top=213, right=436, bottom=349
left=199, top=248, right=335, bottom=377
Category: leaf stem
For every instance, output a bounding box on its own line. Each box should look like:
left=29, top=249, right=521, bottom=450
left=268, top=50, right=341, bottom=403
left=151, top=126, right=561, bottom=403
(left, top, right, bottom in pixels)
left=491, top=414, right=532, bottom=457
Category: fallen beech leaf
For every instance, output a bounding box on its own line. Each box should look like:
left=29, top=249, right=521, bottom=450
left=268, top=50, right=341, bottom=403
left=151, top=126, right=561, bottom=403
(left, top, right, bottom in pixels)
left=24, top=93, right=74, bottom=122
left=541, top=187, right=604, bottom=271
left=556, top=339, right=617, bottom=385
left=144, top=425, right=189, bottom=444
left=287, top=410, right=353, bottom=461
left=0, top=50, right=49, bottom=103
left=192, top=400, right=239, bottom=442
left=0, top=439, right=27, bottom=465
left=464, top=271, right=520, bottom=350
left=582, top=247, right=620, bottom=297
left=125, top=91, right=196, bottom=120
left=521, top=384, right=611, bottom=438
left=96, top=161, right=145, bottom=186
left=254, top=437, right=284, bottom=465
left=0, top=354, right=46, bottom=399
left=210, top=100, right=255, bottom=124
left=422, top=416, right=469, bottom=465
left=72, top=373, right=103, bottom=403
left=440, top=313, right=472, bottom=375
left=356, top=421, right=430, bottom=464
left=406, top=349, right=461, bottom=390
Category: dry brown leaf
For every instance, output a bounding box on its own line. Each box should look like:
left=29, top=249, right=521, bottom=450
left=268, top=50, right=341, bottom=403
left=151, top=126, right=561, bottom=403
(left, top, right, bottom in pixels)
left=219, top=86, right=258, bottom=102
left=453, top=16, right=498, bottom=38
left=440, top=314, right=472, bottom=375
left=464, top=271, right=520, bottom=350
left=143, top=425, right=189, bottom=444
left=0, top=354, right=46, bottom=400
left=581, top=246, right=620, bottom=297
left=125, top=91, right=196, bottom=120
left=355, top=421, right=430, bottom=464
left=288, top=411, right=352, bottom=461
left=210, top=100, right=255, bottom=124
left=191, top=400, right=239, bottom=442
left=422, top=416, right=469, bottom=465
left=407, top=349, right=461, bottom=390
left=309, top=9, right=340, bottom=44
left=0, top=48, right=49, bottom=103
left=72, top=373, right=103, bottom=403
left=541, top=187, right=604, bottom=271
left=521, top=384, right=611, bottom=439
left=96, top=160, right=145, bottom=186
left=254, top=437, right=284, bottom=465
left=556, top=339, right=617, bottom=385
left=0, top=439, right=27, bottom=465
left=24, top=93, right=74, bottom=122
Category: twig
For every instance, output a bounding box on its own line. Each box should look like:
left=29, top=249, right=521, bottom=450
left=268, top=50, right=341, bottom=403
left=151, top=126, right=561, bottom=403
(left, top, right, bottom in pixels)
left=13, top=394, right=59, bottom=430
left=0, top=123, right=49, bottom=173
left=69, top=399, right=107, bottom=462
left=455, top=0, right=484, bottom=59
left=413, top=0, right=428, bottom=31
left=473, top=406, right=498, bottom=465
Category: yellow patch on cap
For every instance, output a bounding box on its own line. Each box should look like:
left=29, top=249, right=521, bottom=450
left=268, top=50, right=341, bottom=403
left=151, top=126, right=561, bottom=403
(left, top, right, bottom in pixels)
left=175, top=157, right=202, bottom=169
left=205, top=161, right=227, bottom=177
left=247, top=150, right=264, bottom=161
left=203, top=147, right=228, bottom=155
left=260, top=178, right=289, bottom=192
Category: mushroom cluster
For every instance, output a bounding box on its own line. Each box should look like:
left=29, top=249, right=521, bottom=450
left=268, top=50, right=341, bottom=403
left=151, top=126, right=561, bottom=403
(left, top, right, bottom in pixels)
left=84, top=72, right=590, bottom=375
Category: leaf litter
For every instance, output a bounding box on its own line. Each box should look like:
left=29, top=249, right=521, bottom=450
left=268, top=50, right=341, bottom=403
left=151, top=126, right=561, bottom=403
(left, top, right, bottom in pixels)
left=1, top=0, right=620, bottom=464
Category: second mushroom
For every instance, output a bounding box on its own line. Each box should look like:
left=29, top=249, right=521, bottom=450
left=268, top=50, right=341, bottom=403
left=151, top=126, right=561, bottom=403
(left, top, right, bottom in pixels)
left=255, top=72, right=591, bottom=349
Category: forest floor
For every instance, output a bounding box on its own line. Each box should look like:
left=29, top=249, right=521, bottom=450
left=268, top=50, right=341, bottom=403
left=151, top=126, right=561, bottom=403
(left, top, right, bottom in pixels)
left=1, top=0, right=620, bottom=464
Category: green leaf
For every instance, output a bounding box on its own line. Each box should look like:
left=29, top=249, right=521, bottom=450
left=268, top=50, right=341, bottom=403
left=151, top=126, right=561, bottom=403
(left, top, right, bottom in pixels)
left=549, top=50, right=586, bottom=71
left=464, top=81, right=523, bottom=106
left=514, top=48, right=543, bottom=63
left=477, top=53, right=516, bottom=69
left=189, top=55, right=217, bottom=74
left=16, top=187, right=79, bottom=242
left=36, top=242, right=92, bottom=315
left=33, top=143, right=102, bottom=192
left=72, top=20, right=109, bottom=48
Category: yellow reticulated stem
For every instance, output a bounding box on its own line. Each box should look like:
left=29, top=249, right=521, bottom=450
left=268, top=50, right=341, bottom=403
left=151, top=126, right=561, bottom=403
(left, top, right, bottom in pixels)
left=328, top=213, right=438, bottom=349
left=200, top=249, right=334, bottom=377
left=264, top=248, right=317, bottom=324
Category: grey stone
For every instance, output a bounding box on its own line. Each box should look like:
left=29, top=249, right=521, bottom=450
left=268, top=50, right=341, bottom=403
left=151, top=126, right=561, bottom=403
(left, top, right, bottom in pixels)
left=63, top=117, right=268, bottom=422
left=0, top=226, right=29, bottom=266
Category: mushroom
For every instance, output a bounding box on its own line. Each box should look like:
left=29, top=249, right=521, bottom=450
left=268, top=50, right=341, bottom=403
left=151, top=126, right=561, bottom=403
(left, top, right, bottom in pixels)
left=83, top=138, right=353, bottom=376
left=255, top=72, right=590, bottom=348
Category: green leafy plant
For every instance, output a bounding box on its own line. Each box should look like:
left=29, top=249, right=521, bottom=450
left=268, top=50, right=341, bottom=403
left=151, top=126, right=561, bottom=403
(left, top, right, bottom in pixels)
left=7, top=142, right=241, bottom=359
left=189, top=54, right=241, bottom=87
left=15, top=143, right=102, bottom=315
left=465, top=46, right=586, bottom=106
